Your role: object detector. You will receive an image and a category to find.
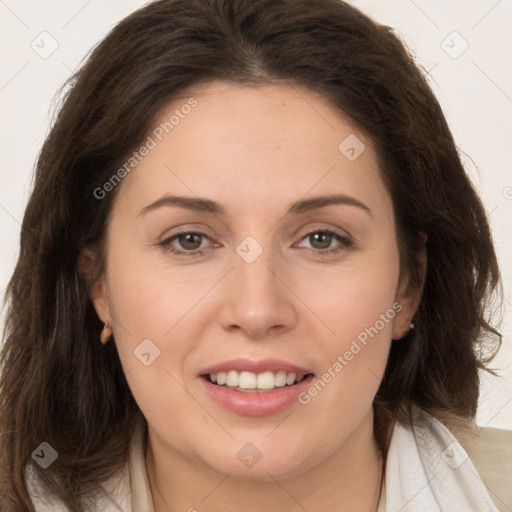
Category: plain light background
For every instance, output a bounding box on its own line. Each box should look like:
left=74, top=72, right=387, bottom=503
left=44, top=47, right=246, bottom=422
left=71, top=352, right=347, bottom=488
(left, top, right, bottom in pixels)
left=0, top=0, right=511, bottom=430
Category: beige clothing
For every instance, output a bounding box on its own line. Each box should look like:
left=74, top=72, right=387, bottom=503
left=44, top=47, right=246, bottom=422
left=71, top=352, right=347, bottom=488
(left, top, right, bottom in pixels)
left=457, top=425, right=512, bottom=512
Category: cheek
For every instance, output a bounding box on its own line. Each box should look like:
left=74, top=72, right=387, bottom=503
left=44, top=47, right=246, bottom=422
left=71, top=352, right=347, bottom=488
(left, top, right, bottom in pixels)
left=103, top=244, right=222, bottom=418
left=106, top=269, right=202, bottom=376
left=104, top=233, right=205, bottom=337
left=104, top=257, right=199, bottom=430
left=308, top=245, right=400, bottom=345
left=298, top=245, right=399, bottom=404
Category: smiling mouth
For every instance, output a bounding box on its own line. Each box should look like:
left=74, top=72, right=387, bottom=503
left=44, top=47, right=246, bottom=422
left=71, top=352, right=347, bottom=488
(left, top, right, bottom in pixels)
left=202, top=370, right=315, bottom=392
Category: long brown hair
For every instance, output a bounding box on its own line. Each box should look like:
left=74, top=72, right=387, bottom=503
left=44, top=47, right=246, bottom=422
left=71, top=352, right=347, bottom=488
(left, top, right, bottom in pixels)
left=0, top=0, right=502, bottom=510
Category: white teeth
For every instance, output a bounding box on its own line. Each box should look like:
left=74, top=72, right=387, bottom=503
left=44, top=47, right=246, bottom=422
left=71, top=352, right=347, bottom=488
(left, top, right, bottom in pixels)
left=208, top=370, right=307, bottom=390
left=226, top=370, right=238, bottom=387
left=274, top=370, right=287, bottom=387
left=257, top=371, right=275, bottom=389
left=286, top=372, right=297, bottom=385
left=239, top=371, right=257, bottom=389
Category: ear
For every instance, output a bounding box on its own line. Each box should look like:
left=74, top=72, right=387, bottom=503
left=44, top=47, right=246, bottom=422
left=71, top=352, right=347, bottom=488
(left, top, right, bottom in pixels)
left=391, top=231, right=427, bottom=340
left=78, top=248, right=111, bottom=325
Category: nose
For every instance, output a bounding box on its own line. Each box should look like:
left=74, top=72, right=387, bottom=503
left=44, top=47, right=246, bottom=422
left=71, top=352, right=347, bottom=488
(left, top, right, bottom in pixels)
left=218, top=245, right=297, bottom=340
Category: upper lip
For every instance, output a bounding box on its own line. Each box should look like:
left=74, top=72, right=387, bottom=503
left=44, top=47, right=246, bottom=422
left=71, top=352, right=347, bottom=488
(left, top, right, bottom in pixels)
left=199, top=358, right=314, bottom=376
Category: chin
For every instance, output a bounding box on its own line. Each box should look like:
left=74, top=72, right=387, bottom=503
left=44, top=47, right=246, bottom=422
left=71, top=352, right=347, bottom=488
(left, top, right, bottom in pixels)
left=196, top=439, right=320, bottom=481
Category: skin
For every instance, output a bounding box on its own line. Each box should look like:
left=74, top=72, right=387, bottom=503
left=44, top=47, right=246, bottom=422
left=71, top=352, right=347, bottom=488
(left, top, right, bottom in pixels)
left=88, top=81, right=425, bottom=511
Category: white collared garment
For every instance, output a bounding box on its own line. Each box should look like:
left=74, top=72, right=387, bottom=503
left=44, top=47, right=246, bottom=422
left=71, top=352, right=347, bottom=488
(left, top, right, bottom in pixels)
left=29, top=407, right=510, bottom=511
left=376, top=407, right=503, bottom=511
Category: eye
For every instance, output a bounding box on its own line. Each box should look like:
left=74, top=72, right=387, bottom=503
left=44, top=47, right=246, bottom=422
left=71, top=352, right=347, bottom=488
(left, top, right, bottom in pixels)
left=160, top=231, right=213, bottom=256
left=297, top=229, right=353, bottom=255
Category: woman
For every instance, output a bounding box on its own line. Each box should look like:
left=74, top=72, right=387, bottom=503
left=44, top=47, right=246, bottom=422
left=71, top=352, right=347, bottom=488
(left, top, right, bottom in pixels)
left=1, top=0, right=510, bottom=510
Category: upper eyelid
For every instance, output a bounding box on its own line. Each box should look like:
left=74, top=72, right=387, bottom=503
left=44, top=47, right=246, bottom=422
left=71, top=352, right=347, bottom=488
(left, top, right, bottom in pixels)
left=163, top=221, right=349, bottom=238
left=164, top=226, right=346, bottom=240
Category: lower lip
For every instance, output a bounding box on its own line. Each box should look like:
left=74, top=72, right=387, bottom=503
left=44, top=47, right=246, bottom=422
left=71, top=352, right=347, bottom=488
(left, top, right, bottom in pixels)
left=199, top=375, right=315, bottom=416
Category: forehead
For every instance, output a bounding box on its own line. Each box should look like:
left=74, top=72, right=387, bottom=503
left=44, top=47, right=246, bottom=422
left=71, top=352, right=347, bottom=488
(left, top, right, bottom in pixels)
left=114, top=81, right=393, bottom=220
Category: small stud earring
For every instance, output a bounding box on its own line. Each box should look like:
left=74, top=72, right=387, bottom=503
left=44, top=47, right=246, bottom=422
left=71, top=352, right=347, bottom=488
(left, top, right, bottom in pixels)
left=402, top=318, right=415, bottom=334
left=394, top=319, right=415, bottom=340
left=100, top=324, right=113, bottom=344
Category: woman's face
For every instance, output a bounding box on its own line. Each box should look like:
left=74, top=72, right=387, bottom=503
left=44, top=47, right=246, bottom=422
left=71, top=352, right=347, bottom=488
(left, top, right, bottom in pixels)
left=91, top=81, right=420, bottom=479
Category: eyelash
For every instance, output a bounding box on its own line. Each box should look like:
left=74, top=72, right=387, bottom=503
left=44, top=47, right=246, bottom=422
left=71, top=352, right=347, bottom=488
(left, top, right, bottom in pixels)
left=159, top=228, right=353, bottom=258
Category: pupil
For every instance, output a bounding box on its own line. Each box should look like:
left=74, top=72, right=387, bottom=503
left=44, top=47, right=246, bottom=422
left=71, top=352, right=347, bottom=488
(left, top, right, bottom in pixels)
left=180, top=233, right=201, bottom=250
left=311, top=232, right=331, bottom=249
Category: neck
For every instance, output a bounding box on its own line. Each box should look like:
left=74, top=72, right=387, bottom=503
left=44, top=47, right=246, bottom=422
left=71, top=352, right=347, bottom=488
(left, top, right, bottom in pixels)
left=146, top=409, right=384, bottom=512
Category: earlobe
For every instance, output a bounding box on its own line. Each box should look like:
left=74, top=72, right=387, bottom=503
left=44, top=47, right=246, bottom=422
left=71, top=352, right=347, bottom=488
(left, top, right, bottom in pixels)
left=100, top=323, right=113, bottom=344
left=391, top=317, right=415, bottom=341
left=391, top=272, right=416, bottom=340
left=392, top=231, right=428, bottom=340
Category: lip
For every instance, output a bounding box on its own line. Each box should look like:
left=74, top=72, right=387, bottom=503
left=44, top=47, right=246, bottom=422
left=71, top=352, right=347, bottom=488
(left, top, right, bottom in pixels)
left=197, top=358, right=316, bottom=417
left=199, top=358, right=313, bottom=376
left=199, top=373, right=315, bottom=416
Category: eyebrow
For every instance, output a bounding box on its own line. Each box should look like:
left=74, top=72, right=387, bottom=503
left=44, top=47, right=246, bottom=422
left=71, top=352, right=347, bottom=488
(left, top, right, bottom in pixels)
left=137, top=193, right=373, bottom=218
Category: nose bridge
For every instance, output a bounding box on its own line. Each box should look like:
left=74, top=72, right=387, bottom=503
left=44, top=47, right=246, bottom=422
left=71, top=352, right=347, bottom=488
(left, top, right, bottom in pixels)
left=236, top=251, right=277, bottom=301
left=234, top=241, right=282, bottom=310
left=220, top=236, right=295, bottom=337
